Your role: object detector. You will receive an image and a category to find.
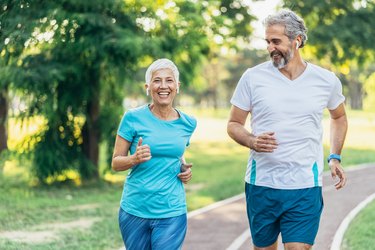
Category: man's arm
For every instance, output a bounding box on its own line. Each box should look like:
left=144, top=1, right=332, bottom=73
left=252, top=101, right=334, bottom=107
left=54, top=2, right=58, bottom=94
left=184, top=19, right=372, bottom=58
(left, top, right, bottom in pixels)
left=227, top=105, right=277, bottom=152
left=328, top=103, right=348, bottom=190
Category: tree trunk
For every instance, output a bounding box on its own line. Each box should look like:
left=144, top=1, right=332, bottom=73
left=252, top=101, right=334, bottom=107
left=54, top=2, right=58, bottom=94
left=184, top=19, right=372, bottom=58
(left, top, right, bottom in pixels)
left=348, top=79, right=363, bottom=110
left=82, top=89, right=100, bottom=180
left=0, top=88, right=8, bottom=153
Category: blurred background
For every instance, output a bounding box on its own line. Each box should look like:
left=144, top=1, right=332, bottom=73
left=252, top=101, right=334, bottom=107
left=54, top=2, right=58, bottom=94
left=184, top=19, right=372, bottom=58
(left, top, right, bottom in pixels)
left=0, top=0, right=374, bottom=249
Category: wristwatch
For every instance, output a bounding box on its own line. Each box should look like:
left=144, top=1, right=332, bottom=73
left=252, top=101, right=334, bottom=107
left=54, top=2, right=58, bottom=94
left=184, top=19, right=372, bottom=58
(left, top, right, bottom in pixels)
left=327, top=153, right=341, bottom=163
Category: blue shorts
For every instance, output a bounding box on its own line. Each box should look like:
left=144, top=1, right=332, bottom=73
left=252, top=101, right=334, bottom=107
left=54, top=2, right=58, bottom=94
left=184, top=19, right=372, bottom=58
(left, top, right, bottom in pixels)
left=245, top=183, right=323, bottom=247
left=118, top=208, right=187, bottom=250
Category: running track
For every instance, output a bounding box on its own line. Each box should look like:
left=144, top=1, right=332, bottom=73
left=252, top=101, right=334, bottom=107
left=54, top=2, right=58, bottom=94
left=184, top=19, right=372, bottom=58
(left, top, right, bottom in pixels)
left=183, top=164, right=375, bottom=250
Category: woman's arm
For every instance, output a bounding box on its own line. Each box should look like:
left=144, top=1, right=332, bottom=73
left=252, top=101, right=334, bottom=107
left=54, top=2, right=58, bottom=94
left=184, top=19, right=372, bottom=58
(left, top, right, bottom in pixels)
left=111, top=136, right=151, bottom=171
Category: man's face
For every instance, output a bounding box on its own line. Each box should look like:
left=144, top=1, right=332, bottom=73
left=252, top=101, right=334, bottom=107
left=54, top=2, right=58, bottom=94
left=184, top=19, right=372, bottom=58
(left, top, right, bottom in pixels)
left=265, top=24, right=294, bottom=69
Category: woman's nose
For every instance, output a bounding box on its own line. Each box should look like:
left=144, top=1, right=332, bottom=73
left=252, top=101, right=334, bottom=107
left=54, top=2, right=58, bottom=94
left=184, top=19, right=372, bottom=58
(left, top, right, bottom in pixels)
left=160, top=79, right=167, bottom=88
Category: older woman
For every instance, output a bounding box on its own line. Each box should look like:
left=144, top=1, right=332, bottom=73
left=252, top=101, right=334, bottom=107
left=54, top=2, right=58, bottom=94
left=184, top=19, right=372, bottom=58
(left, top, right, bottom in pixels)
left=112, top=58, right=197, bottom=250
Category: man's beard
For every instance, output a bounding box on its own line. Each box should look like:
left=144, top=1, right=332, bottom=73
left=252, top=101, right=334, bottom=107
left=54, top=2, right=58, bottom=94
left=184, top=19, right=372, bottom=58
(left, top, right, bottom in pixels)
left=270, top=48, right=293, bottom=69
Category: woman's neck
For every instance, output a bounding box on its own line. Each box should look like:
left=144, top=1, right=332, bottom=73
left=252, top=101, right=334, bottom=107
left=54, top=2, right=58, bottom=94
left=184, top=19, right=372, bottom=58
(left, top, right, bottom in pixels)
left=149, top=104, right=178, bottom=120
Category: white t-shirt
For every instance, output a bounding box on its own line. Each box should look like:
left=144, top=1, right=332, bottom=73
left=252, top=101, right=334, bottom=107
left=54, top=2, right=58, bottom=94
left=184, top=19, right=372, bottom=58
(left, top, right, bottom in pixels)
left=230, top=61, right=345, bottom=189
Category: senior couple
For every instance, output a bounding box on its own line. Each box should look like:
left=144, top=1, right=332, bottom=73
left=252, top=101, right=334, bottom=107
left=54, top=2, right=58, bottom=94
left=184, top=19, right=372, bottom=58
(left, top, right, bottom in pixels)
left=111, top=9, right=347, bottom=250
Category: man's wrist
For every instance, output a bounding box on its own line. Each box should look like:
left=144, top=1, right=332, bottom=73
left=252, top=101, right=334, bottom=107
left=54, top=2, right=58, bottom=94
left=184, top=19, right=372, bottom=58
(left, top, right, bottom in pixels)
left=327, top=153, right=341, bottom=163
left=248, top=135, right=255, bottom=149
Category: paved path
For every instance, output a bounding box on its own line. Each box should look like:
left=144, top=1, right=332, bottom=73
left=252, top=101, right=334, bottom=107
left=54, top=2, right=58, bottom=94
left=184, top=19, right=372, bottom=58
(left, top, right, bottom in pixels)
left=183, top=164, right=375, bottom=250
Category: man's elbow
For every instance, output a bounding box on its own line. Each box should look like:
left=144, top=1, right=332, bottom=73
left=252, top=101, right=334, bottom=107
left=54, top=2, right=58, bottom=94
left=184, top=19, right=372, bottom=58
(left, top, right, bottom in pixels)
left=227, top=122, right=236, bottom=139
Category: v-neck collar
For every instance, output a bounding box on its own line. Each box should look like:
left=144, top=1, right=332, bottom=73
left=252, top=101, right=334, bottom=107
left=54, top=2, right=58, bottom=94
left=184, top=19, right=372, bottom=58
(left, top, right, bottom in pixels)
left=271, top=61, right=309, bottom=84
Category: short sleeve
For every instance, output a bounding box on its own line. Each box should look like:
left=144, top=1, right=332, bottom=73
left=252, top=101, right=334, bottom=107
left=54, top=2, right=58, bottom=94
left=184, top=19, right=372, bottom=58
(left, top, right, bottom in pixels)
left=327, top=74, right=345, bottom=110
left=183, top=114, right=197, bottom=147
left=230, top=69, right=252, bottom=111
left=117, top=111, right=136, bottom=142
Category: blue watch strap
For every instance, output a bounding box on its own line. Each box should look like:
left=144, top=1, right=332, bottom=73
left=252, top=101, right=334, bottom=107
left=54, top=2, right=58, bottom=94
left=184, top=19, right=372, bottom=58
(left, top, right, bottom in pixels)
left=327, top=153, right=341, bottom=163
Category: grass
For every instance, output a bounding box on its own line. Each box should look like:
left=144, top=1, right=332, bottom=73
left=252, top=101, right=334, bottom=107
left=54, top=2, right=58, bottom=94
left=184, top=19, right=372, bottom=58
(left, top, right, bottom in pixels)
left=341, top=199, right=375, bottom=250
left=1, top=108, right=375, bottom=249
left=0, top=181, right=124, bottom=249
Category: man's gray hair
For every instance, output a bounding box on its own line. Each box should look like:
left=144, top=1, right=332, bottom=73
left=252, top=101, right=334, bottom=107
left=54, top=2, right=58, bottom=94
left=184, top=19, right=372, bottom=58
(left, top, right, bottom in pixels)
left=263, top=9, right=308, bottom=48
left=145, top=58, right=179, bottom=86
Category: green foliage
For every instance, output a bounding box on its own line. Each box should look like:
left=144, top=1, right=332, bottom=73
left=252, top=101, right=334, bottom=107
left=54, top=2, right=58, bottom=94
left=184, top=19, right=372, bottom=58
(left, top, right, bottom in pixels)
left=283, top=0, right=375, bottom=66
left=363, top=70, right=375, bottom=111
left=12, top=0, right=139, bottom=181
left=3, top=0, right=257, bottom=183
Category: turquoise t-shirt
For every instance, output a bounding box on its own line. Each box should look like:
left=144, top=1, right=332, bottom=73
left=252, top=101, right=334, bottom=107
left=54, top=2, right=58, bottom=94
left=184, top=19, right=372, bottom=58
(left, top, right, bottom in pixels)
left=117, top=104, right=197, bottom=218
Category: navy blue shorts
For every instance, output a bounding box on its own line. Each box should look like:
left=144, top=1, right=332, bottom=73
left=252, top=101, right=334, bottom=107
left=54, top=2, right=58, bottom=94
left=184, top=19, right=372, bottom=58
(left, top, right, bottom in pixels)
left=245, top=183, right=323, bottom=247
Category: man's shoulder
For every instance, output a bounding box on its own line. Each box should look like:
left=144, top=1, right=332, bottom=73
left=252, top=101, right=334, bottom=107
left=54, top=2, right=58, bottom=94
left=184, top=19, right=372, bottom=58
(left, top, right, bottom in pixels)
left=243, top=61, right=272, bottom=76
left=307, top=63, right=336, bottom=78
left=249, top=61, right=271, bottom=71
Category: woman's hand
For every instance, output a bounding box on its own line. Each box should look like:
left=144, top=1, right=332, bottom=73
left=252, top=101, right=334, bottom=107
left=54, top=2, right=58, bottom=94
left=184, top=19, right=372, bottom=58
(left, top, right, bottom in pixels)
left=178, top=163, right=193, bottom=184
left=134, top=137, right=151, bottom=164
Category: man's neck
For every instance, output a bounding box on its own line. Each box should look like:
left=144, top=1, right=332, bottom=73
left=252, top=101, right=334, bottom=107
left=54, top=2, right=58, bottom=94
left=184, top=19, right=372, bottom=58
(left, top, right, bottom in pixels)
left=279, top=56, right=307, bottom=80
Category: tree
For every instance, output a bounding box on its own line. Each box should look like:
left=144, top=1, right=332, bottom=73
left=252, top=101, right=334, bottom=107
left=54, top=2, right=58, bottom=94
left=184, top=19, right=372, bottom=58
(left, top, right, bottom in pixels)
left=14, top=0, right=148, bottom=181
left=9, top=0, right=258, bottom=183
left=0, top=0, right=47, bottom=154
left=190, top=0, right=256, bottom=108
left=283, top=0, right=375, bottom=109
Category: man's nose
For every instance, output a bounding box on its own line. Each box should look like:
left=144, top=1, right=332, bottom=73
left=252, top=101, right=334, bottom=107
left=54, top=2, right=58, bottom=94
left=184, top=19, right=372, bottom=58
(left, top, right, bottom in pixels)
left=267, top=43, right=275, bottom=53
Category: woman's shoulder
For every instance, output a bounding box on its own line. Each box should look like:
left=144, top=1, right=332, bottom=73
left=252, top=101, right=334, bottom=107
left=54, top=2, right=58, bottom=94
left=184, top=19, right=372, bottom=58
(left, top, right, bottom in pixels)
left=125, top=104, right=149, bottom=115
left=177, top=109, right=197, bottom=128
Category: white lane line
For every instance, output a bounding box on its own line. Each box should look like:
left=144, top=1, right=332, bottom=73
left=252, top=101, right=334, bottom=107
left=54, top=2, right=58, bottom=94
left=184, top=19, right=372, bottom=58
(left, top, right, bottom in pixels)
left=226, top=229, right=250, bottom=250
left=187, top=193, right=245, bottom=218
left=330, top=192, right=375, bottom=250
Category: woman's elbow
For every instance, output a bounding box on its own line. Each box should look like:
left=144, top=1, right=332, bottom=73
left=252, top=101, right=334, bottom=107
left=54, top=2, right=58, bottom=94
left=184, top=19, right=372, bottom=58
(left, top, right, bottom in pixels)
left=111, top=158, right=119, bottom=172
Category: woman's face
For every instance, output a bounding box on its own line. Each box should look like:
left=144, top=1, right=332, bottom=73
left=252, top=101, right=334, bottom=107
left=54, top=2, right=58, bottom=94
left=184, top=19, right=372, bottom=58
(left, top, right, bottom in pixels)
left=148, top=68, right=179, bottom=107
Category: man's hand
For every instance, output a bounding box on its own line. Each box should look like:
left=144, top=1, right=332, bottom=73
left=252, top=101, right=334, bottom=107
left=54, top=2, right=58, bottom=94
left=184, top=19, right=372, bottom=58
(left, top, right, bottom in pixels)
left=329, top=159, right=346, bottom=190
left=250, top=132, right=278, bottom=152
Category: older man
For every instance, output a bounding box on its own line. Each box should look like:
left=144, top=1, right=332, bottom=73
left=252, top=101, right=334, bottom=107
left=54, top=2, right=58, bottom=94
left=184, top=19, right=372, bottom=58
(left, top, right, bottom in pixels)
left=227, top=9, right=348, bottom=250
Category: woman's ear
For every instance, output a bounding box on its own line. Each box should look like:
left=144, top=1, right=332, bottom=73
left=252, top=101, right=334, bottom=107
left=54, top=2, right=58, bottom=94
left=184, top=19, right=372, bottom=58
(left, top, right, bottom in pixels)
left=177, top=82, right=181, bottom=94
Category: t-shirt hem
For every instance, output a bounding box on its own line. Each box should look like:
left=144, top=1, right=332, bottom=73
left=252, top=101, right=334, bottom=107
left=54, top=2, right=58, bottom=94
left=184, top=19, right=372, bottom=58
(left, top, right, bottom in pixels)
left=230, top=100, right=251, bottom=112
left=121, top=205, right=187, bottom=219
left=327, top=98, right=345, bottom=110
left=117, top=131, right=133, bottom=142
left=244, top=180, right=322, bottom=190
